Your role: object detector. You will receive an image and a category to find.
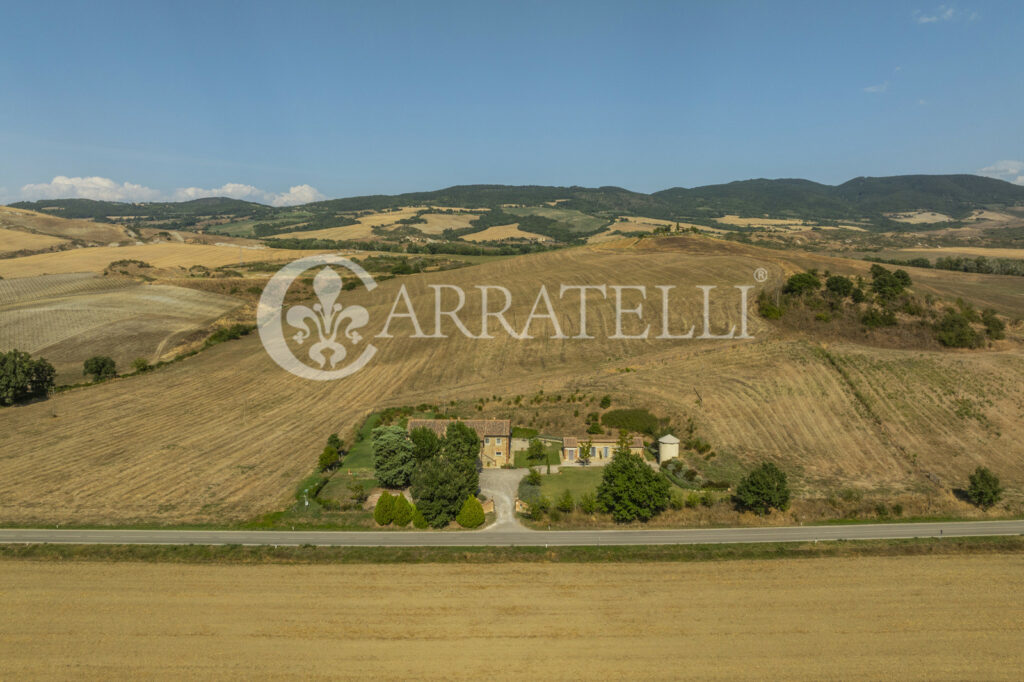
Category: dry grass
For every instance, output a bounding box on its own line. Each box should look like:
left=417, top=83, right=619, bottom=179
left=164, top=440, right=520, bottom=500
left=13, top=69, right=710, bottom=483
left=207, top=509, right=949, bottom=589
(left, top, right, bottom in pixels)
left=1, top=555, right=1022, bottom=679
left=0, top=227, right=69, bottom=254
left=412, top=212, right=479, bottom=234
left=0, top=206, right=130, bottom=243
left=1, top=235, right=1022, bottom=525
left=0, top=243, right=325, bottom=278
left=462, top=223, right=552, bottom=242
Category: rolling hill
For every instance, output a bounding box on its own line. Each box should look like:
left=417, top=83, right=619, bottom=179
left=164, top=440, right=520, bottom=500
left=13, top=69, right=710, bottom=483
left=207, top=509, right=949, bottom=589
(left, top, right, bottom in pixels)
left=0, top=234, right=1021, bottom=525
left=11, top=174, right=1024, bottom=233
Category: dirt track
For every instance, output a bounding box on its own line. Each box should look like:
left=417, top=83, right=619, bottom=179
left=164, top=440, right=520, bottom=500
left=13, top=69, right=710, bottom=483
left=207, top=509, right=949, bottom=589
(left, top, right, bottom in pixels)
left=2, top=555, right=1022, bottom=679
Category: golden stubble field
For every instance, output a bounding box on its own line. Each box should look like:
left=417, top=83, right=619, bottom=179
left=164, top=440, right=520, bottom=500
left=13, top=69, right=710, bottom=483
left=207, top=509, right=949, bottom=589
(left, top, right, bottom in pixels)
left=1, top=555, right=1022, bottom=679
left=0, top=243, right=327, bottom=278
left=0, top=236, right=1022, bottom=524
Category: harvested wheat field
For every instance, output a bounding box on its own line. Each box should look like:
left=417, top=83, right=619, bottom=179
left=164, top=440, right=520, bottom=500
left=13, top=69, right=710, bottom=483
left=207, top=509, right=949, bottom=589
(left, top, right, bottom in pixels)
left=897, top=246, right=1024, bottom=260
left=0, top=205, right=130, bottom=243
left=0, top=226, right=69, bottom=254
left=887, top=211, right=954, bottom=224
left=0, top=243, right=325, bottom=278
left=461, top=222, right=552, bottom=242
left=0, top=276, right=242, bottom=381
left=1, top=555, right=1023, bottom=679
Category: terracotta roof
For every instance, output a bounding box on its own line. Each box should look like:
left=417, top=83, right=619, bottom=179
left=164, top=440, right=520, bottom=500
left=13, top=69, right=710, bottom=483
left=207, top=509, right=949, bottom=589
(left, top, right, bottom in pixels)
left=406, top=419, right=510, bottom=439
left=562, top=435, right=645, bottom=448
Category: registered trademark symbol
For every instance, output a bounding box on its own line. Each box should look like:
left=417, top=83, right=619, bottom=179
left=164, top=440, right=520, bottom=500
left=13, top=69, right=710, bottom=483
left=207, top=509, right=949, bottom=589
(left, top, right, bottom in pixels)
left=754, top=267, right=768, bottom=283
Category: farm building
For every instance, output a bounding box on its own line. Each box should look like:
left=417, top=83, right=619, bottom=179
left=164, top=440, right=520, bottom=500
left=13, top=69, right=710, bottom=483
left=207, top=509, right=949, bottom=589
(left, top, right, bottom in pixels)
left=405, top=418, right=512, bottom=468
left=657, top=434, right=680, bottom=463
left=561, top=435, right=644, bottom=464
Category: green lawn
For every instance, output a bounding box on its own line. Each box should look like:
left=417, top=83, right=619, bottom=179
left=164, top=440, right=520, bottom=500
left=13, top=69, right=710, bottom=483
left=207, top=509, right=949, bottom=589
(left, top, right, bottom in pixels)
left=513, top=443, right=561, bottom=468
left=340, top=412, right=383, bottom=470
left=539, top=467, right=604, bottom=499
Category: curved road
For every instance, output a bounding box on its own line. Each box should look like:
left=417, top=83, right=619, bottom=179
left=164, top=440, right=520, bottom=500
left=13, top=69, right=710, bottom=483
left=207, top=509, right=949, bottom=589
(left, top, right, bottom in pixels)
left=1, top=520, right=1022, bottom=547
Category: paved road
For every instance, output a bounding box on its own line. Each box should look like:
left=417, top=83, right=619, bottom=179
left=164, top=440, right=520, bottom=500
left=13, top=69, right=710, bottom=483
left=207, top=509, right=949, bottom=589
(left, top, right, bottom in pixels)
left=1, top=520, right=1022, bottom=547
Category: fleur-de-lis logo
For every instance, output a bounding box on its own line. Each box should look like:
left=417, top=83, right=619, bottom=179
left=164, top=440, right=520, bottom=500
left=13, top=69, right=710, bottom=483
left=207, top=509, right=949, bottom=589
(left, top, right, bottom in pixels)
left=285, top=267, right=369, bottom=368
left=257, top=254, right=378, bottom=381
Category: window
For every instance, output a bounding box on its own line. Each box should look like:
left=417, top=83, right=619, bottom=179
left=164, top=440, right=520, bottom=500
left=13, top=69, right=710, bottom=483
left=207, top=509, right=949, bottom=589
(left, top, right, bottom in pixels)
left=484, top=437, right=490, bottom=444
left=496, top=437, right=503, bottom=445
left=590, top=446, right=596, bottom=457
left=603, top=446, right=609, bottom=458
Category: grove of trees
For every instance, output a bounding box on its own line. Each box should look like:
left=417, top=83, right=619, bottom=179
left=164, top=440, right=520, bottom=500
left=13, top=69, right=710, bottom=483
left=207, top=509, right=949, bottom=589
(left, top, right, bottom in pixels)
left=0, top=350, right=56, bottom=406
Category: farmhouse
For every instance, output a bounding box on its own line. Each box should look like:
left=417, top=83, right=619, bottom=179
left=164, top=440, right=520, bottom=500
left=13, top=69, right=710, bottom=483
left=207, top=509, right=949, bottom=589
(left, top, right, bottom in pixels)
left=406, top=418, right=512, bottom=468
left=561, top=435, right=645, bottom=464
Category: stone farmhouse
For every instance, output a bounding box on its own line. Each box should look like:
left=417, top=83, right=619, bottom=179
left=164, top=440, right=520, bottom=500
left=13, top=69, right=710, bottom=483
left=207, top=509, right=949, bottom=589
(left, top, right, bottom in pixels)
left=405, top=418, right=512, bottom=468
left=561, top=434, right=645, bottom=464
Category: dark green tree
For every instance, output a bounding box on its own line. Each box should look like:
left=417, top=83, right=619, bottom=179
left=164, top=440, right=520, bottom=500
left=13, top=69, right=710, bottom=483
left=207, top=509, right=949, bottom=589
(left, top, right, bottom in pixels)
left=595, top=442, right=670, bottom=523
left=526, top=438, right=547, bottom=469
left=556, top=489, right=575, bottom=513
left=411, top=506, right=429, bottom=529
left=0, top=350, right=56, bottom=406
left=733, top=462, right=791, bottom=515
left=934, top=310, right=982, bottom=348
left=83, top=355, right=116, bottom=381
left=371, top=425, right=416, bottom=488
left=411, top=456, right=467, bottom=528
left=409, top=426, right=441, bottom=461
left=967, top=466, right=1002, bottom=509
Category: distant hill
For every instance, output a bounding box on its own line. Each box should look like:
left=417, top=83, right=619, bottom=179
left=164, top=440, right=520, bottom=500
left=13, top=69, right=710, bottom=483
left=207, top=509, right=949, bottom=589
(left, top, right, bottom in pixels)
left=10, top=174, right=1024, bottom=229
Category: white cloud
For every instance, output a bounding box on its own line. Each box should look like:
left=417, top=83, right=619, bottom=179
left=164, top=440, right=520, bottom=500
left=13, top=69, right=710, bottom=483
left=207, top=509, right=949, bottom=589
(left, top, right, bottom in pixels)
left=863, top=81, right=889, bottom=93
left=172, top=182, right=267, bottom=202
left=915, top=5, right=955, bottom=23
left=20, top=175, right=163, bottom=202
left=978, top=160, right=1024, bottom=185
left=268, top=184, right=325, bottom=207
left=18, top=175, right=326, bottom=206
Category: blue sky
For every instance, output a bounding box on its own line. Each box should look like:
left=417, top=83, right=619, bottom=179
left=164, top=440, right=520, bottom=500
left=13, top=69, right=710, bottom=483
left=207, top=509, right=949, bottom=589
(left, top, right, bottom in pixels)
left=1, top=1, right=1021, bottom=205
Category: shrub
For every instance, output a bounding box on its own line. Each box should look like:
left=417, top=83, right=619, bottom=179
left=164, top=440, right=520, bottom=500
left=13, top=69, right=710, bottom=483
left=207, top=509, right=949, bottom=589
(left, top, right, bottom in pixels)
left=556, top=489, right=575, bottom=513
left=0, top=350, right=56, bottom=406
left=525, top=467, right=542, bottom=486
left=579, top=492, right=597, bottom=514
left=456, top=496, right=485, bottom=528
left=891, top=503, right=903, bottom=517
left=700, top=491, right=715, bottom=507
left=685, top=492, right=700, bottom=508
left=83, top=355, right=116, bottom=381
left=347, top=480, right=369, bottom=505
left=530, top=496, right=550, bottom=520
left=757, top=290, right=783, bottom=319
left=825, top=275, right=854, bottom=298
left=412, top=507, right=428, bottom=529
left=851, top=287, right=867, bottom=303
left=318, top=445, right=340, bottom=472
left=669, top=494, right=684, bottom=510
left=934, top=310, right=982, bottom=348
left=733, top=462, right=791, bottom=515
left=861, top=307, right=897, bottom=328
left=374, top=492, right=395, bottom=526
left=783, top=271, right=820, bottom=296
left=586, top=422, right=604, bottom=434
left=204, top=323, right=255, bottom=347
left=132, top=358, right=150, bottom=373
left=982, top=309, right=1005, bottom=340
left=391, top=494, right=413, bottom=526
left=599, top=395, right=612, bottom=409
left=967, top=466, right=1002, bottom=509
left=327, top=433, right=343, bottom=452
